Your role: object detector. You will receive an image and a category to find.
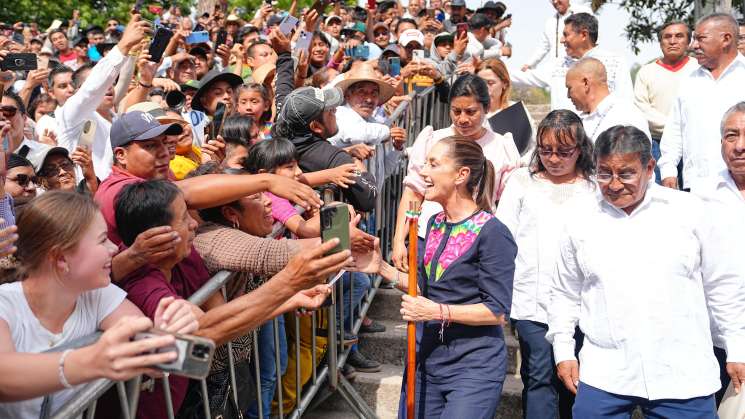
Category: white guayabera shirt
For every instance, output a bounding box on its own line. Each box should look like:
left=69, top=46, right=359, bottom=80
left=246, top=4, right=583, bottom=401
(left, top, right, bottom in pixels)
left=547, top=184, right=745, bottom=400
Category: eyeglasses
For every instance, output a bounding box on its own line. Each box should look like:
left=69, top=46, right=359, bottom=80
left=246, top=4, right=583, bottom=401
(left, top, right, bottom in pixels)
left=40, top=160, right=74, bottom=177
left=0, top=106, right=17, bottom=118
left=596, top=171, right=640, bottom=184
left=537, top=146, right=577, bottom=158
left=8, top=174, right=38, bottom=187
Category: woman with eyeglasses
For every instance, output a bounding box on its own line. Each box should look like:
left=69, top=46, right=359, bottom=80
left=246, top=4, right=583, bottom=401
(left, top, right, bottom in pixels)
left=495, top=109, right=595, bottom=419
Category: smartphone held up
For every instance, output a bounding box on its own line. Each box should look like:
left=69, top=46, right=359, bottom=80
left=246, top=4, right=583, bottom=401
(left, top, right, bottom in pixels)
left=133, top=330, right=216, bottom=379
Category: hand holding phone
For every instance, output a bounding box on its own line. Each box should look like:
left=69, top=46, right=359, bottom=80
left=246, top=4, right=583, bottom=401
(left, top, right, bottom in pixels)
left=209, top=102, right=227, bottom=140
left=185, top=31, right=209, bottom=44
left=388, top=57, right=401, bottom=77
left=133, top=330, right=216, bottom=379
left=214, top=29, right=228, bottom=51
left=321, top=203, right=350, bottom=255
left=295, top=30, right=312, bottom=53
left=456, top=22, right=468, bottom=38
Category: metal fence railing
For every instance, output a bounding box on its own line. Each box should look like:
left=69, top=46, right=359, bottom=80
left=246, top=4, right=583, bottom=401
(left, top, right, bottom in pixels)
left=42, top=85, right=451, bottom=419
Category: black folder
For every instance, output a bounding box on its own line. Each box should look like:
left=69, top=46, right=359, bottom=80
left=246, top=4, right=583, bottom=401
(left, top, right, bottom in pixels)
left=487, top=101, right=533, bottom=154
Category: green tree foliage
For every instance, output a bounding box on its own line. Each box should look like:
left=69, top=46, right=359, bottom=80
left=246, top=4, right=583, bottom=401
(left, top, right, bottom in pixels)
left=0, top=0, right=192, bottom=29
left=591, top=0, right=745, bottom=54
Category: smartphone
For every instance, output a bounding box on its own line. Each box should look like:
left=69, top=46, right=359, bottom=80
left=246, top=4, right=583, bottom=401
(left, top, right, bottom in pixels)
left=412, top=49, right=425, bottom=60
left=320, top=203, right=350, bottom=255
left=11, top=32, right=24, bottom=45
left=148, top=27, right=174, bottom=62
left=367, top=0, right=376, bottom=9
left=388, top=57, right=400, bottom=77
left=133, top=0, right=145, bottom=13
left=78, top=120, right=96, bottom=149
left=0, top=53, right=37, bottom=71
left=502, top=13, right=512, bottom=20
left=214, top=29, right=228, bottom=51
left=37, top=55, right=49, bottom=70
left=310, top=0, right=327, bottom=17
left=209, top=102, right=227, bottom=140
left=133, top=330, right=216, bottom=380
left=435, top=11, right=445, bottom=22
left=185, top=31, right=209, bottom=44
left=279, top=15, right=299, bottom=36
left=48, top=19, right=63, bottom=31
left=427, top=9, right=435, bottom=19
left=456, top=22, right=468, bottom=38
left=296, top=30, right=312, bottom=53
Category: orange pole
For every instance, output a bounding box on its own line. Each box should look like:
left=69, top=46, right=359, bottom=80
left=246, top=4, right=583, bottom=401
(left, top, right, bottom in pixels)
left=406, top=201, right=419, bottom=419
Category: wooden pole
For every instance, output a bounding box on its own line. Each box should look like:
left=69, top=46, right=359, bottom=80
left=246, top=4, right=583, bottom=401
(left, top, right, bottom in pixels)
left=406, top=201, right=419, bottom=419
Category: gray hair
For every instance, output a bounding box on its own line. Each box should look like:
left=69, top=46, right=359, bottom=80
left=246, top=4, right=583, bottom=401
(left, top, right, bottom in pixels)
left=696, top=12, right=738, bottom=36
left=594, top=125, right=652, bottom=166
left=720, top=101, right=745, bottom=137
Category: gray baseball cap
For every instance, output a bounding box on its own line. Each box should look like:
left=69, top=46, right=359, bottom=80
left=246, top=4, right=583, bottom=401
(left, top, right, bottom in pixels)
left=279, top=87, right=344, bottom=128
left=110, top=111, right=183, bottom=149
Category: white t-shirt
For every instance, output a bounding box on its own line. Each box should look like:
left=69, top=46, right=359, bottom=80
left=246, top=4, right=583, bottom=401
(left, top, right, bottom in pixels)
left=0, top=281, right=126, bottom=419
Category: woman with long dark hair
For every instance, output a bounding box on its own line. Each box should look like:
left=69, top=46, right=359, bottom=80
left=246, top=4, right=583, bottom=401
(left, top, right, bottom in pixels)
left=496, top=109, right=595, bottom=419
left=354, top=137, right=516, bottom=417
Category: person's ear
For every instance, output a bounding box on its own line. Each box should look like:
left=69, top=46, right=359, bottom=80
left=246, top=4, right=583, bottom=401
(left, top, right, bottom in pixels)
left=221, top=205, right=240, bottom=226
left=257, top=168, right=268, bottom=174
left=309, top=120, right=324, bottom=136
left=454, top=166, right=470, bottom=186
left=113, top=146, right=128, bottom=167
left=647, top=158, right=656, bottom=178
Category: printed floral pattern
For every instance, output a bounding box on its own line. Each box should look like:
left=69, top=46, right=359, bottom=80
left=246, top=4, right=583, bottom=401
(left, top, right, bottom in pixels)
left=424, top=211, right=493, bottom=281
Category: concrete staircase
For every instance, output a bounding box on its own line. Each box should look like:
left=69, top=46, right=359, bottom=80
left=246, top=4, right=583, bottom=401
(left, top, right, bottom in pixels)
left=304, top=288, right=524, bottom=419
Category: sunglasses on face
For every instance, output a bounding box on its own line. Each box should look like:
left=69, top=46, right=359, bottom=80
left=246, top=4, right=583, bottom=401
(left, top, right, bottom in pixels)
left=537, top=146, right=577, bottom=158
left=9, top=174, right=38, bottom=187
left=40, top=159, right=74, bottom=177
left=0, top=106, right=17, bottom=118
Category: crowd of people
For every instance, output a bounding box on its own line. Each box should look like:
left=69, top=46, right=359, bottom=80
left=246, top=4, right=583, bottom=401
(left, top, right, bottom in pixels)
left=0, top=0, right=744, bottom=418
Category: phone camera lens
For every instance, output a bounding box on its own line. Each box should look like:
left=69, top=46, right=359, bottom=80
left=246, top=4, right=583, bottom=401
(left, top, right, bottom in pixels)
left=192, top=344, right=210, bottom=359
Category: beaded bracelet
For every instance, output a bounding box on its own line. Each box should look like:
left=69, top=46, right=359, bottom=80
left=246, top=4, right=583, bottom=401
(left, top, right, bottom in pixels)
left=58, top=349, right=73, bottom=389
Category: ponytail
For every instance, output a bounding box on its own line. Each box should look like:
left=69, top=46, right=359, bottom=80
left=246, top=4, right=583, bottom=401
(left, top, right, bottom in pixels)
left=476, top=158, right=495, bottom=212
left=440, top=136, right=496, bottom=212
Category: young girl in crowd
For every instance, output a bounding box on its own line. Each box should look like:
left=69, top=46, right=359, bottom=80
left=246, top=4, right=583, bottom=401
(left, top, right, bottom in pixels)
left=496, top=110, right=595, bottom=419
left=234, top=83, right=273, bottom=141
left=243, top=138, right=359, bottom=239
left=0, top=191, right=197, bottom=419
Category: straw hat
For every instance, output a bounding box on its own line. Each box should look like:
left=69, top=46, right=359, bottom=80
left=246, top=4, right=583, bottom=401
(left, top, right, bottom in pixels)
left=252, top=63, right=276, bottom=86
left=336, top=64, right=395, bottom=104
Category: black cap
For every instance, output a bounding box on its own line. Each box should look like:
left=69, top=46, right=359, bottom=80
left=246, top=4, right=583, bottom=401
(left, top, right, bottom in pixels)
left=191, top=69, right=244, bottom=113
left=110, top=111, right=183, bottom=149
left=278, top=86, right=344, bottom=129
left=450, top=0, right=466, bottom=7
left=189, top=46, right=209, bottom=60
left=468, top=13, right=495, bottom=30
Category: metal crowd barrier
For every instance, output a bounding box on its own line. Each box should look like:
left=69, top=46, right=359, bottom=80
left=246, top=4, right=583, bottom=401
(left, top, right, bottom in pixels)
left=44, top=86, right=451, bottom=419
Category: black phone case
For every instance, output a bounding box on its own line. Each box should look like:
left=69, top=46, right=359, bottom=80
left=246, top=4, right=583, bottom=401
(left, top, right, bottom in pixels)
left=214, top=29, right=228, bottom=51
left=0, top=53, right=37, bottom=71
left=148, top=28, right=174, bottom=62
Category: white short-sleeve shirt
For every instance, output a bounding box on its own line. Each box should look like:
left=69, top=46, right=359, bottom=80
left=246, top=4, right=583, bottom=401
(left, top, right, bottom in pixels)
left=0, top=281, right=126, bottom=419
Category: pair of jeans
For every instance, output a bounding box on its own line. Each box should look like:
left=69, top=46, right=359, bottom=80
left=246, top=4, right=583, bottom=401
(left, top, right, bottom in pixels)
left=397, top=374, right=504, bottom=419
left=513, top=319, right=581, bottom=419
left=573, top=381, right=716, bottom=419
left=245, top=316, right=288, bottom=419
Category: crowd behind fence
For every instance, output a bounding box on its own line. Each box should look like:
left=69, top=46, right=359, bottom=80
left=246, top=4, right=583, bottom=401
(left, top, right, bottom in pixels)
left=44, top=85, right=451, bottom=419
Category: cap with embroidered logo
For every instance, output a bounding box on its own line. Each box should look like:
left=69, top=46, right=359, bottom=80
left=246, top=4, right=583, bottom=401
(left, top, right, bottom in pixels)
left=110, top=110, right=183, bottom=149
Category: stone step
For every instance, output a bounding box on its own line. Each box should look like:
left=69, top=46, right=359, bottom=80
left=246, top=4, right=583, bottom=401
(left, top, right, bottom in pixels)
left=311, top=363, right=524, bottom=419
left=358, top=319, right=519, bottom=375
left=366, top=288, right=514, bottom=336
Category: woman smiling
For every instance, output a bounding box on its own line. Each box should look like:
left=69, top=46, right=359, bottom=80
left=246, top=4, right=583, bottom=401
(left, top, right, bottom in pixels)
left=392, top=74, right=519, bottom=271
